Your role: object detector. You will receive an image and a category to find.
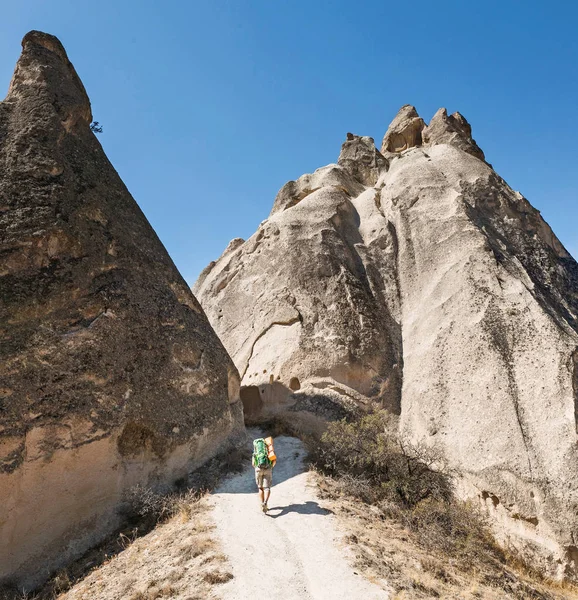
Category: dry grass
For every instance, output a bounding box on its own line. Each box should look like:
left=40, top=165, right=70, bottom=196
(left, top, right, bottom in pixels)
left=318, top=474, right=578, bottom=599
left=11, top=443, right=251, bottom=600
left=202, top=570, right=234, bottom=585
left=308, top=410, right=578, bottom=600
left=311, top=412, right=511, bottom=576
left=43, top=494, right=233, bottom=600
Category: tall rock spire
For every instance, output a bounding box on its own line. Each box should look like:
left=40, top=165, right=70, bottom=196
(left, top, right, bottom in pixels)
left=195, top=104, right=578, bottom=579
left=7, top=31, right=92, bottom=123
left=0, top=32, right=243, bottom=589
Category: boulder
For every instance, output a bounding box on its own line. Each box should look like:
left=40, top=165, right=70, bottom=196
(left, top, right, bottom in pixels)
left=337, top=133, right=388, bottom=186
left=195, top=105, right=578, bottom=578
left=422, top=107, right=485, bottom=160
left=0, top=31, right=243, bottom=589
left=380, top=104, right=425, bottom=154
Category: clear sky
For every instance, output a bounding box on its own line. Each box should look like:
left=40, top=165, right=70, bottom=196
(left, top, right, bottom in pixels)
left=1, top=1, right=577, bottom=284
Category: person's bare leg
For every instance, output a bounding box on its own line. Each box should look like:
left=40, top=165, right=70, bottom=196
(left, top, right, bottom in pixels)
left=264, top=488, right=271, bottom=505
left=259, top=488, right=265, bottom=504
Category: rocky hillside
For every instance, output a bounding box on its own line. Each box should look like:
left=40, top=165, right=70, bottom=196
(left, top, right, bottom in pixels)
left=194, top=105, right=578, bottom=578
left=0, top=31, right=243, bottom=590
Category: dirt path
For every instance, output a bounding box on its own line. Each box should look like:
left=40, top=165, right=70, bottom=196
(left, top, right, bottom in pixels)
left=210, top=434, right=389, bottom=600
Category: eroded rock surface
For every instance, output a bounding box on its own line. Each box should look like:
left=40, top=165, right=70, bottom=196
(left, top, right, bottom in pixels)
left=0, top=31, right=243, bottom=589
left=195, top=105, right=578, bottom=578
left=380, top=104, right=425, bottom=154
left=422, top=107, right=485, bottom=160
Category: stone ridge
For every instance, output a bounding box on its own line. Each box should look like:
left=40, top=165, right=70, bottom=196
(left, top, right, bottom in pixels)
left=0, top=31, right=244, bottom=589
left=381, top=104, right=484, bottom=160
left=272, top=105, right=486, bottom=218
left=195, top=104, right=578, bottom=579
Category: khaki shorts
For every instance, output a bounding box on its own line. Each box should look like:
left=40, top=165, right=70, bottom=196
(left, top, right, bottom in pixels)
left=255, top=467, right=273, bottom=489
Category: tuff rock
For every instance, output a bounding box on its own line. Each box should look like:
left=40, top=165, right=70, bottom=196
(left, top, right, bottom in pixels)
left=0, top=31, right=243, bottom=589
left=195, top=104, right=578, bottom=578
left=380, top=104, right=425, bottom=154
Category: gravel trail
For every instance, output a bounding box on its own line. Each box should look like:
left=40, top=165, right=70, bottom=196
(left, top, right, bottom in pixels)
left=210, top=434, right=388, bottom=600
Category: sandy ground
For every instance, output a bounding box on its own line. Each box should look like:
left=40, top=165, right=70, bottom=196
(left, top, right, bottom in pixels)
left=34, top=433, right=575, bottom=599
left=209, top=433, right=389, bottom=600
left=57, top=497, right=230, bottom=600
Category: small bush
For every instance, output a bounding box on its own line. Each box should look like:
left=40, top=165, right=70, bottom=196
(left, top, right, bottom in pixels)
left=50, top=569, right=72, bottom=594
left=406, top=498, right=504, bottom=564
left=122, top=485, right=174, bottom=524
left=311, top=410, right=507, bottom=572
left=202, top=570, right=233, bottom=584
left=248, top=414, right=308, bottom=439
left=122, top=486, right=204, bottom=527
left=312, top=410, right=452, bottom=507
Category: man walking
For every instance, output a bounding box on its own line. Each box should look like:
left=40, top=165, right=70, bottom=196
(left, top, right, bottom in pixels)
left=252, top=437, right=276, bottom=513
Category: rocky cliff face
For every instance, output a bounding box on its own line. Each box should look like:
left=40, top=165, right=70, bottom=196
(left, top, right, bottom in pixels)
left=0, top=31, right=243, bottom=589
left=194, top=104, right=578, bottom=577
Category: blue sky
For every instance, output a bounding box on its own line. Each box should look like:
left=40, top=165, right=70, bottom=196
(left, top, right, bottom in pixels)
left=1, top=1, right=577, bottom=284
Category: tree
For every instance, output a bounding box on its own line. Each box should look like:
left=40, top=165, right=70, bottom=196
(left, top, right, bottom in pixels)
left=90, top=121, right=103, bottom=133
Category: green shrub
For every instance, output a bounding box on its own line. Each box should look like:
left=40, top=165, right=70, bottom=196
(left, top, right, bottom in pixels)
left=312, top=410, right=505, bottom=569
left=313, top=410, right=452, bottom=507
left=406, top=498, right=504, bottom=563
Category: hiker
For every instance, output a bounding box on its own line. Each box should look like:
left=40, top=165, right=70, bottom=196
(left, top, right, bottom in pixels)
left=252, top=436, right=276, bottom=513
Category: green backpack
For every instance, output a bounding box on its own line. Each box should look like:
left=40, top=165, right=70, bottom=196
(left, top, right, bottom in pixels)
left=252, top=438, right=271, bottom=468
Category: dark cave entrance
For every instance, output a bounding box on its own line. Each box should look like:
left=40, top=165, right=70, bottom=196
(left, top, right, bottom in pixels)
left=240, top=385, right=263, bottom=421
left=289, top=377, right=301, bottom=391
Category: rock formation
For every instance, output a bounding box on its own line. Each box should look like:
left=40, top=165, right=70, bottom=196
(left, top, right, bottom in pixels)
left=0, top=31, right=243, bottom=589
left=194, top=105, right=578, bottom=577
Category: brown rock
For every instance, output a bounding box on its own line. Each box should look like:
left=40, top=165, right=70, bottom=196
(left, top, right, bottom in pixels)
left=0, top=31, right=243, bottom=589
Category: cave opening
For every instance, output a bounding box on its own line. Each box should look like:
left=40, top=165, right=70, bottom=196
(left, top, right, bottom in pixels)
left=289, top=377, right=301, bottom=391
left=240, top=385, right=263, bottom=422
